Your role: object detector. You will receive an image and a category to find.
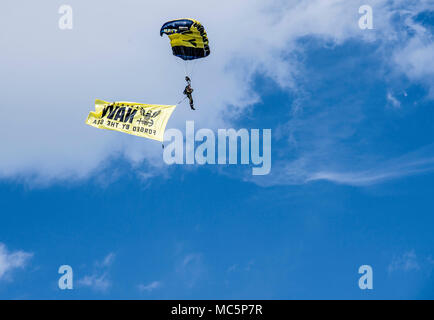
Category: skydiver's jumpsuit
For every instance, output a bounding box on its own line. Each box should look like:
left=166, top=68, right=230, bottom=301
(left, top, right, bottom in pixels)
left=183, top=84, right=195, bottom=110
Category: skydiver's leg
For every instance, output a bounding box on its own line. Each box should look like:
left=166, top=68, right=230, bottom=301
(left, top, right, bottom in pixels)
left=189, top=96, right=195, bottom=110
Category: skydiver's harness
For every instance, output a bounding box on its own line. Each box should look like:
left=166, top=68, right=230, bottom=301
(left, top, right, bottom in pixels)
left=177, top=77, right=193, bottom=105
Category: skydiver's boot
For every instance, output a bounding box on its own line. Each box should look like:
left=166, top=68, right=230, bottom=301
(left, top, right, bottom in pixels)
left=189, top=99, right=195, bottom=110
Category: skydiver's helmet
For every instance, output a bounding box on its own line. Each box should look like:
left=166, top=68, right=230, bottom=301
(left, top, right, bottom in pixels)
left=185, top=76, right=191, bottom=82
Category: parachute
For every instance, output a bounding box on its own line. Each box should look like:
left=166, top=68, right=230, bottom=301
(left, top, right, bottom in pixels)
left=160, top=18, right=210, bottom=61
left=161, top=18, right=210, bottom=110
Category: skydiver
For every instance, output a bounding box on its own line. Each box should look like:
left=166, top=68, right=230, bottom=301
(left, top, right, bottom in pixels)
left=183, top=76, right=195, bottom=110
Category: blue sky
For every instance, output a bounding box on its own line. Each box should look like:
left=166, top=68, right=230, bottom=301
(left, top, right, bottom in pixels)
left=1, top=1, right=434, bottom=299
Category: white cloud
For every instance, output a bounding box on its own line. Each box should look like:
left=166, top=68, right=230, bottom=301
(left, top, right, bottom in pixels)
left=391, top=3, right=434, bottom=95
left=79, top=273, right=111, bottom=292
left=395, top=39, right=434, bottom=79
left=176, top=253, right=205, bottom=288
left=387, top=92, right=401, bottom=108
left=0, top=243, right=33, bottom=280
left=182, top=253, right=202, bottom=268
left=79, top=252, right=115, bottom=292
left=388, top=251, right=420, bottom=273
left=0, top=0, right=433, bottom=186
left=97, top=253, right=116, bottom=268
left=253, top=143, right=434, bottom=187
left=308, top=151, right=434, bottom=186
left=227, top=264, right=238, bottom=273
left=138, top=281, right=161, bottom=292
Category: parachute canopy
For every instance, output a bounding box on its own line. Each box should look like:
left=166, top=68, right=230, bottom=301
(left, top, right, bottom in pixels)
left=160, top=19, right=210, bottom=61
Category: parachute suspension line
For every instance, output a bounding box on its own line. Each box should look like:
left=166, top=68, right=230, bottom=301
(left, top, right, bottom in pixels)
left=190, top=59, right=199, bottom=79
left=179, top=45, right=189, bottom=78
left=184, top=60, right=189, bottom=78
left=176, top=95, right=188, bottom=105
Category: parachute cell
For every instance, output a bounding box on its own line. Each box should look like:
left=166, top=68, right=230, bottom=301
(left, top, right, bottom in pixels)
left=160, top=19, right=210, bottom=61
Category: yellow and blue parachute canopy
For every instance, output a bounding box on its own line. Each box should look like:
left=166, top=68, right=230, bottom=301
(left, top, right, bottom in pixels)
left=160, top=18, right=210, bottom=61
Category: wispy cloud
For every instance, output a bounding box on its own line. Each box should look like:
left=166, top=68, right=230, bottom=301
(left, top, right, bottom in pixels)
left=388, top=251, right=434, bottom=276
left=79, top=273, right=111, bottom=292
left=176, top=253, right=205, bottom=289
left=254, top=143, right=434, bottom=187
left=388, top=251, right=420, bottom=273
left=182, top=253, right=202, bottom=268
left=307, top=149, right=434, bottom=186
left=387, top=92, right=401, bottom=108
left=0, top=243, right=33, bottom=281
left=79, top=253, right=115, bottom=292
left=227, top=264, right=238, bottom=273
left=138, top=281, right=161, bottom=293
left=97, top=252, right=115, bottom=268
